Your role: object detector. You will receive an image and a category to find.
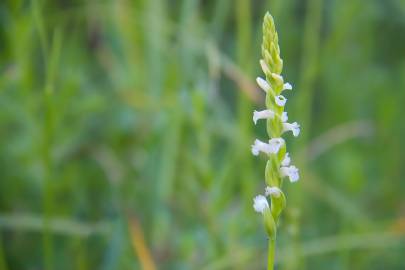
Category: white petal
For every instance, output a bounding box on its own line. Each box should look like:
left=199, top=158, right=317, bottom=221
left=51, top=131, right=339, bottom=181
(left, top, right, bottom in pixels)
left=283, top=122, right=300, bottom=137
left=253, top=195, right=269, bottom=214
left=283, top=82, right=293, bottom=90
left=268, top=138, right=284, bottom=154
left=289, top=171, right=299, bottom=182
left=253, top=109, right=275, bottom=125
left=265, top=186, right=282, bottom=198
left=288, top=166, right=300, bottom=182
left=256, top=77, right=271, bottom=93
left=280, top=165, right=300, bottom=183
left=251, top=140, right=261, bottom=156
left=275, top=95, right=287, bottom=106
left=251, top=138, right=283, bottom=155
left=281, top=112, right=288, bottom=122
left=251, top=139, right=268, bottom=156
left=281, top=153, right=291, bottom=166
left=251, top=146, right=259, bottom=156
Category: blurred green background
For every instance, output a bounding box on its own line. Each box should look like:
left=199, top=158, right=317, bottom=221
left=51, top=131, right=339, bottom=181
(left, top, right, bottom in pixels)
left=1, top=0, right=405, bottom=269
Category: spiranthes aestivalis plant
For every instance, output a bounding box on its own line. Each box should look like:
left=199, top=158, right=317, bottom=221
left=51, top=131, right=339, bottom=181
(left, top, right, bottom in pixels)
left=252, top=12, right=300, bottom=270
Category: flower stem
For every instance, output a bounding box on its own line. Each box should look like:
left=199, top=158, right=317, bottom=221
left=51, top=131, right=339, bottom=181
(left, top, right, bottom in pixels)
left=267, top=238, right=276, bottom=270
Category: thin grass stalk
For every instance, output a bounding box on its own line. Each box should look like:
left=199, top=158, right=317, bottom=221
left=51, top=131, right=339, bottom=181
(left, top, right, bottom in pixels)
left=41, top=28, right=62, bottom=270
left=236, top=0, right=255, bottom=203
left=295, top=0, right=323, bottom=143
left=210, top=0, right=231, bottom=40
left=0, top=233, right=9, bottom=270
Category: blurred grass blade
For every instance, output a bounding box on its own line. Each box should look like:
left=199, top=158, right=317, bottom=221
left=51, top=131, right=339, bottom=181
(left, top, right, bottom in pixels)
left=129, top=217, right=156, bottom=270
left=0, top=214, right=110, bottom=237
left=278, top=231, right=405, bottom=262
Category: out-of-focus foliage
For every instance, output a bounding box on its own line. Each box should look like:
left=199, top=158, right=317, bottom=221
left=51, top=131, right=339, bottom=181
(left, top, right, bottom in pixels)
left=0, top=0, right=405, bottom=269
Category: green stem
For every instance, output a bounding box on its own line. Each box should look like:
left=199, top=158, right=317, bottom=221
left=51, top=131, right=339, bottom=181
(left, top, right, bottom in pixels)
left=0, top=232, right=9, bottom=270
left=267, top=238, right=276, bottom=270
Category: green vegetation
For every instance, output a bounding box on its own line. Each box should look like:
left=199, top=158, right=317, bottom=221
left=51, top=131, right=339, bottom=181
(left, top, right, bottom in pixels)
left=0, top=0, right=405, bottom=269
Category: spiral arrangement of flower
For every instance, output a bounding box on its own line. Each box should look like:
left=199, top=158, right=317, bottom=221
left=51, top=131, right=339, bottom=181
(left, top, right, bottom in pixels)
left=252, top=12, right=301, bottom=270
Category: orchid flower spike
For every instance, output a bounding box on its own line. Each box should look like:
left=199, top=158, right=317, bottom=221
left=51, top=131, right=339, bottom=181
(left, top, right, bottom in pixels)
left=253, top=195, right=269, bottom=214
left=253, top=109, right=275, bottom=125
left=251, top=12, right=301, bottom=266
left=280, top=165, right=300, bottom=182
left=283, top=122, right=300, bottom=137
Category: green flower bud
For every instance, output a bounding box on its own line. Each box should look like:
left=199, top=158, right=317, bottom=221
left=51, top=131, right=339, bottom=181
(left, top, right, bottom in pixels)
left=265, top=187, right=287, bottom=220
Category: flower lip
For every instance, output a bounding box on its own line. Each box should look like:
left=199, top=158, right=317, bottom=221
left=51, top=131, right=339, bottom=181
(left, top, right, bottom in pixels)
left=280, top=165, right=299, bottom=182
left=283, top=122, right=300, bottom=137
left=275, top=95, right=287, bottom=106
left=253, top=109, right=275, bottom=125
left=251, top=139, right=267, bottom=156
left=251, top=138, right=284, bottom=156
left=283, top=82, right=293, bottom=91
left=253, top=195, right=269, bottom=214
left=251, top=141, right=260, bottom=156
